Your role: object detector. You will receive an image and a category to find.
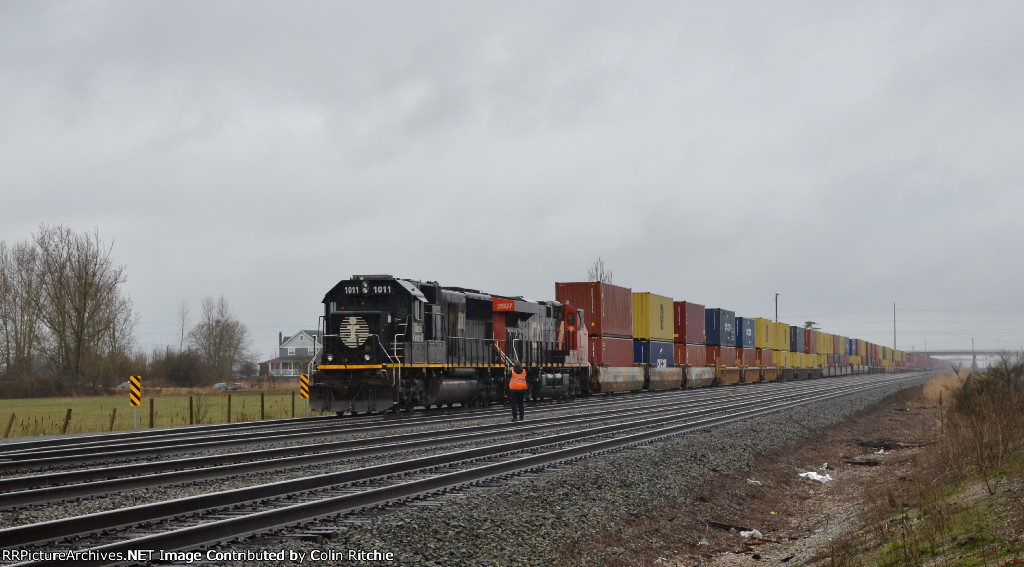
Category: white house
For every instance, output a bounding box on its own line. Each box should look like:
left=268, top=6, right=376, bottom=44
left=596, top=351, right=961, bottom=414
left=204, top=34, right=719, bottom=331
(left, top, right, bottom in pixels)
left=262, top=330, right=322, bottom=377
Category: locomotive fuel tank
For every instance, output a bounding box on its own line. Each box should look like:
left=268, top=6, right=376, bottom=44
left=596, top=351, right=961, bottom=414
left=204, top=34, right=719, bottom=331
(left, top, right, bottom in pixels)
left=427, top=378, right=481, bottom=406
left=536, top=372, right=569, bottom=399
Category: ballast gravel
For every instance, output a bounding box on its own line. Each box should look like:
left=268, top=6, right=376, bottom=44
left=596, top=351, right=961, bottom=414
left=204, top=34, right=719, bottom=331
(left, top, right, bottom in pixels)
left=205, top=378, right=926, bottom=567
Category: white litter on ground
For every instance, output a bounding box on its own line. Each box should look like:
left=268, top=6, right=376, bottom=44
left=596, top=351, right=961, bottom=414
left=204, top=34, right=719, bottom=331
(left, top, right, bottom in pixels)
left=799, top=471, right=833, bottom=483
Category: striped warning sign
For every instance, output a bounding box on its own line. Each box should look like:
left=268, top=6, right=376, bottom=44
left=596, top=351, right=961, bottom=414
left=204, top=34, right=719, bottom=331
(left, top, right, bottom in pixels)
left=299, top=374, right=309, bottom=399
left=129, top=375, right=142, bottom=406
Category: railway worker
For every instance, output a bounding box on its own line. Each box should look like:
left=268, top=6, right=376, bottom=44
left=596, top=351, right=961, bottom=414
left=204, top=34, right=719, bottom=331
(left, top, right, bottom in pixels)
left=508, top=363, right=527, bottom=422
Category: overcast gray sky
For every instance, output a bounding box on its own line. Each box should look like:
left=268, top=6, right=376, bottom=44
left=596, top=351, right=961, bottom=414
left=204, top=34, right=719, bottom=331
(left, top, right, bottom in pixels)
left=2, top=1, right=1022, bottom=361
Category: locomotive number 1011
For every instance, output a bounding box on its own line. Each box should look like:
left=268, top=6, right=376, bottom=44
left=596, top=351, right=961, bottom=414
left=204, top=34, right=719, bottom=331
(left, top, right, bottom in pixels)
left=342, top=284, right=393, bottom=295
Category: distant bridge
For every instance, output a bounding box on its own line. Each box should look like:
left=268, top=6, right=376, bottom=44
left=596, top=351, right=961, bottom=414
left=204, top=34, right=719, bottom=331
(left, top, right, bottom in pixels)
left=916, top=349, right=1020, bottom=372
left=916, top=350, right=1019, bottom=357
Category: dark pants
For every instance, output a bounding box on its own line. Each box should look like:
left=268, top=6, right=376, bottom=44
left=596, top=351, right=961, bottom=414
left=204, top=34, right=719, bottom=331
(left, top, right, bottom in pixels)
left=509, top=390, right=525, bottom=421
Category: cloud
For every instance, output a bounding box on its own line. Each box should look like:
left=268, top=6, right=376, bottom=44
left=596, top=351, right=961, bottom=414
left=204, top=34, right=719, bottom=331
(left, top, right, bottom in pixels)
left=2, top=1, right=1023, bottom=357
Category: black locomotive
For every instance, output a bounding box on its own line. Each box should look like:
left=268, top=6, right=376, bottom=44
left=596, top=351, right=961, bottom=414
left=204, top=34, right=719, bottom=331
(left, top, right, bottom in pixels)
left=310, top=275, right=590, bottom=415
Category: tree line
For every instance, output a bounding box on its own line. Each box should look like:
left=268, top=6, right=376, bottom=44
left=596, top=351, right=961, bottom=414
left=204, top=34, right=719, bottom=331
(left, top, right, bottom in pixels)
left=0, top=225, right=251, bottom=397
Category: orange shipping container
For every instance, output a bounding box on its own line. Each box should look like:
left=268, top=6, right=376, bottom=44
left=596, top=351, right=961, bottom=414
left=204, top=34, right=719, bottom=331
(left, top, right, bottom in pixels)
left=706, top=345, right=736, bottom=367
left=674, top=343, right=707, bottom=366
left=556, top=282, right=633, bottom=338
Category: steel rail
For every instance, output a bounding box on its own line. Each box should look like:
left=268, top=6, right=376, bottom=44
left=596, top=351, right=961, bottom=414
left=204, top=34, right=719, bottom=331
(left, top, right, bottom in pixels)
left=0, top=379, right=812, bottom=473
left=5, top=372, right=929, bottom=567
left=0, top=372, right=927, bottom=563
left=0, top=378, right=838, bottom=506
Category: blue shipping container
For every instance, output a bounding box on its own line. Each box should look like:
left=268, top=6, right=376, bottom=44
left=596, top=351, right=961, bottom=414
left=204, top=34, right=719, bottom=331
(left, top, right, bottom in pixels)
left=705, top=309, right=736, bottom=347
left=735, top=317, right=756, bottom=348
left=789, top=326, right=805, bottom=353
left=633, top=339, right=675, bottom=367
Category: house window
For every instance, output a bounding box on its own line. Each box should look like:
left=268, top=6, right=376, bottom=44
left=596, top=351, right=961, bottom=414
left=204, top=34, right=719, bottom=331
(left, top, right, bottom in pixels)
left=288, top=347, right=295, bottom=356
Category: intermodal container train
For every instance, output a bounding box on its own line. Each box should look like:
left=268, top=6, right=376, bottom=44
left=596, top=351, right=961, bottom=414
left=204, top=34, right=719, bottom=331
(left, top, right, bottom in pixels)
left=309, top=275, right=939, bottom=415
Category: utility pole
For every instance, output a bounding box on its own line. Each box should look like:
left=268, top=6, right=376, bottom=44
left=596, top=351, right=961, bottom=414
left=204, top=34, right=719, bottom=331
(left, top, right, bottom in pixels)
left=775, top=292, right=780, bottom=323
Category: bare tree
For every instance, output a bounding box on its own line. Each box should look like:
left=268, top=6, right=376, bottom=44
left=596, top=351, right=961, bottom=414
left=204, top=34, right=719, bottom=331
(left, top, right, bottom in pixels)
left=176, top=300, right=190, bottom=352
left=587, top=257, right=614, bottom=284
left=0, top=240, right=43, bottom=379
left=188, top=295, right=250, bottom=382
left=32, top=225, right=137, bottom=391
left=803, top=321, right=820, bottom=330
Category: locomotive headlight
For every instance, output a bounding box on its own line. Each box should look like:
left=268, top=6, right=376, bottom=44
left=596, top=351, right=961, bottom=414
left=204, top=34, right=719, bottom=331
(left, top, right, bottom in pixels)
left=364, top=354, right=371, bottom=361
left=326, top=354, right=334, bottom=362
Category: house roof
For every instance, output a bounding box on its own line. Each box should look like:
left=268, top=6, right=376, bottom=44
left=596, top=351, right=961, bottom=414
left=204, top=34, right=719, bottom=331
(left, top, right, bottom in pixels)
left=280, top=329, right=322, bottom=348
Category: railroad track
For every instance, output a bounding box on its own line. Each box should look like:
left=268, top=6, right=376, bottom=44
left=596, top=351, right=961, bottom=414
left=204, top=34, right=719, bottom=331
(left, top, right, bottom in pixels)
left=0, top=383, right=807, bottom=474
left=0, top=372, right=931, bottom=567
left=0, top=380, right=832, bottom=508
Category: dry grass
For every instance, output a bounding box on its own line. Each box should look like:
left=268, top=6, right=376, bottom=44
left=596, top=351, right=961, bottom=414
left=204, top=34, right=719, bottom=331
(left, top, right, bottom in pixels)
left=561, top=367, right=1024, bottom=567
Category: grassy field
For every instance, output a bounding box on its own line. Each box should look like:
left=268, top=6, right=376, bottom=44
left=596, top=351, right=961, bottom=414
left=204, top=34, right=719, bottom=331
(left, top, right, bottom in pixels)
left=0, top=388, right=327, bottom=438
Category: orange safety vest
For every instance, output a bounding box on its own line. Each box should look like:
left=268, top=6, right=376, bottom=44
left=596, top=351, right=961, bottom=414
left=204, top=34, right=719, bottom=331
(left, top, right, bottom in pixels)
left=509, top=368, right=528, bottom=391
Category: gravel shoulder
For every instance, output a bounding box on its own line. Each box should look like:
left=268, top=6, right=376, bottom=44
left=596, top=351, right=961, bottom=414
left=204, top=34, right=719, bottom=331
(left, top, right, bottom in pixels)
left=210, top=376, right=935, bottom=567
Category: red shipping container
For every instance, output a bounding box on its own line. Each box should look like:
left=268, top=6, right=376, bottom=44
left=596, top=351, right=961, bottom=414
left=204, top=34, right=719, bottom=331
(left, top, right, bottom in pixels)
left=672, top=301, right=706, bottom=344
left=588, top=336, right=634, bottom=367
left=706, top=345, right=737, bottom=367
left=556, top=282, right=633, bottom=339
left=803, top=329, right=819, bottom=354
left=736, top=347, right=757, bottom=366
left=756, top=348, right=774, bottom=367
left=674, top=343, right=707, bottom=366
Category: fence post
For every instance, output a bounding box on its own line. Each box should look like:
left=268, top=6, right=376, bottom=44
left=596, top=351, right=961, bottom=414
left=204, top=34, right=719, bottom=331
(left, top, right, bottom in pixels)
left=61, top=409, right=72, bottom=434
left=260, top=392, right=265, bottom=421
left=149, top=398, right=154, bottom=428
left=189, top=396, right=194, bottom=425
left=227, top=394, right=231, bottom=424
left=4, top=413, right=15, bottom=438
left=292, top=391, right=295, bottom=418
left=109, top=408, right=117, bottom=431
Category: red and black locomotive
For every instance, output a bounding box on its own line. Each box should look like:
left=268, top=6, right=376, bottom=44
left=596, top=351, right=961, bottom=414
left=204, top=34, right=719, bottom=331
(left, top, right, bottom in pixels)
left=310, top=275, right=590, bottom=415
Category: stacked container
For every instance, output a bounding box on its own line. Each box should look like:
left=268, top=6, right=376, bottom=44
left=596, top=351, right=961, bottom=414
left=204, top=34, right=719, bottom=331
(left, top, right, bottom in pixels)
left=556, top=282, right=633, bottom=367
left=773, top=322, right=789, bottom=369
left=734, top=317, right=756, bottom=370
left=705, top=308, right=736, bottom=369
left=632, top=292, right=674, bottom=367
left=673, top=301, right=707, bottom=367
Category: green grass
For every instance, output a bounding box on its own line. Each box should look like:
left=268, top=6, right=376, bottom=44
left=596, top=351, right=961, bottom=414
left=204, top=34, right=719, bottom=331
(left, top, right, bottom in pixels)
left=869, top=449, right=1024, bottom=567
left=0, top=390, right=324, bottom=437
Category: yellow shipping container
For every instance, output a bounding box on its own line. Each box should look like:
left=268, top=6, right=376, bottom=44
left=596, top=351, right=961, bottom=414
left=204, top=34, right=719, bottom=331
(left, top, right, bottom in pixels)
left=631, top=292, right=674, bottom=342
left=773, top=322, right=790, bottom=351
left=753, top=318, right=773, bottom=349
left=776, top=350, right=789, bottom=368
left=819, top=332, right=833, bottom=355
